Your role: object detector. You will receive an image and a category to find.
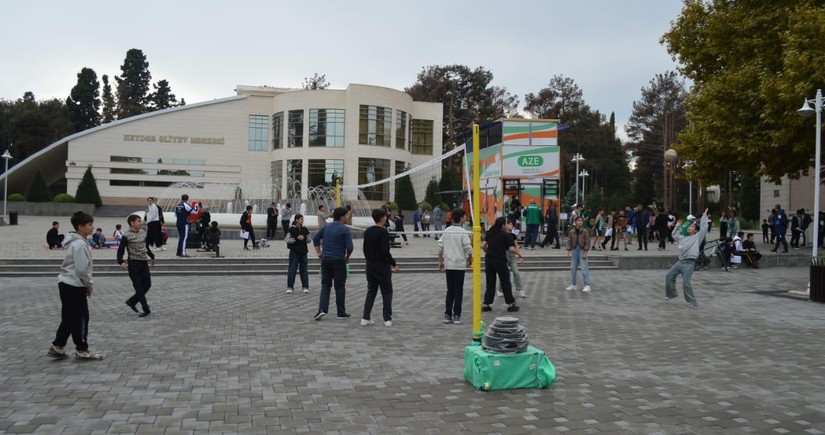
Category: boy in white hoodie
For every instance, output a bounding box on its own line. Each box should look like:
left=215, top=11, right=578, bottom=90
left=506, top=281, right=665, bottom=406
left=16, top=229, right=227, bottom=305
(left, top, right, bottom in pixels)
left=47, top=211, right=104, bottom=360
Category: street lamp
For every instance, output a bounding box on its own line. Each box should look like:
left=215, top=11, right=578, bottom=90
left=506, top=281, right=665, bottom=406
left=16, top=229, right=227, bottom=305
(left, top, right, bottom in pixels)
left=571, top=153, right=585, bottom=205
left=798, top=89, right=823, bottom=259
left=579, top=169, right=589, bottom=205
left=2, top=148, right=11, bottom=224
left=683, top=160, right=694, bottom=216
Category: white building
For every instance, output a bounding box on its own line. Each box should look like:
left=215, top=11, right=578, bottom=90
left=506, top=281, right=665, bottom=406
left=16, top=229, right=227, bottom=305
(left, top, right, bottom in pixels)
left=1, top=84, right=443, bottom=206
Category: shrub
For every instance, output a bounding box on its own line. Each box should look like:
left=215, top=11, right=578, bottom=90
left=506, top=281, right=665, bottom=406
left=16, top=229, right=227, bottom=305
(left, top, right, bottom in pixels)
left=418, top=201, right=433, bottom=212
left=8, top=193, right=24, bottom=201
left=387, top=201, right=398, bottom=211
left=74, top=166, right=102, bottom=207
left=26, top=170, right=51, bottom=202
left=53, top=193, right=75, bottom=203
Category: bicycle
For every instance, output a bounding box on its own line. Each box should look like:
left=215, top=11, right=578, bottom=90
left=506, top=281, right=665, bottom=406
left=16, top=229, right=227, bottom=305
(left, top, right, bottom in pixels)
left=695, top=239, right=720, bottom=271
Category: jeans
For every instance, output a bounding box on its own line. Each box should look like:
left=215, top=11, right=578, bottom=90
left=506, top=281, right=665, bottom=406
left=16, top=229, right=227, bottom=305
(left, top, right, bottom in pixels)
left=665, top=258, right=697, bottom=305
left=287, top=250, right=308, bottom=289
left=525, top=224, right=539, bottom=248
left=125, top=260, right=151, bottom=313
left=363, top=263, right=393, bottom=321
left=318, top=258, right=347, bottom=316
left=484, top=258, right=515, bottom=305
left=506, top=251, right=523, bottom=291
left=570, top=246, right=591, bottom=286
left=445, top=269, right=466, bottom=317
left=52, top=282, right=89, bottom=351
left=773, top=229, right=788, bottom=252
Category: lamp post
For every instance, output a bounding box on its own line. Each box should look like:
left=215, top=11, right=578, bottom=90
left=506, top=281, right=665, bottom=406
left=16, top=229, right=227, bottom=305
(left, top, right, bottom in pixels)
left=2, top=148, right=11, bottom=224
left=571, top=153, right=585, bottom=205
left=579, top=169, right=589, bottom=205
left=683, top=160, right=694, bottom=216
left=798, top=89, right=823, bottom=259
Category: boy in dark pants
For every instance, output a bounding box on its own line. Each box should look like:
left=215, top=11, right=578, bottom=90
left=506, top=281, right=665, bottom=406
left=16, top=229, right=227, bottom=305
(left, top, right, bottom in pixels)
left=48, top=211, right=103, bottom=360
left=117, top=214, right=156, bottom=317
left=361, top=208, right=400, bottom=327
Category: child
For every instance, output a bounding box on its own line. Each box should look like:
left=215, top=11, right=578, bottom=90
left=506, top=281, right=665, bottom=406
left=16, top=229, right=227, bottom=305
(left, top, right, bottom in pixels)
left=91, top=228, right=106, bottom=249
left=117, top=215, right=155, bottom=317
left=47, top=211, right=103, bottom=360
left=46, top=221, right=65, bottom=249
left=761, top=219, right=770, bottom=243
left=207, top=221, right=221, bottom=257
left=113, top=224, right=124, bottom=244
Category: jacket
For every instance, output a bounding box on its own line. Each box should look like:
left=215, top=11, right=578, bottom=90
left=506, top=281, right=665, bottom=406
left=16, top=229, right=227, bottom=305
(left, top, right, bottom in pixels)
left=567, top=227, right=591, bottom=252
left=58, top=232, right=94, bottom=288
left=438, top=225, right=472, bottom=270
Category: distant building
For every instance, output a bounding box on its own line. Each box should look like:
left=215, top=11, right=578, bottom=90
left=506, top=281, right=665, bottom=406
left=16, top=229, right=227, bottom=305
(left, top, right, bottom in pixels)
left=760, top=170, right=825, bottom=217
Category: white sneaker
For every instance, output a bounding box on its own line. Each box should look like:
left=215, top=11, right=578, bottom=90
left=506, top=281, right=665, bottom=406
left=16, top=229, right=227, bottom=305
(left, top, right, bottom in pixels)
left=519, top=290, right=526, bottom=298
left=582, top=285, right=592, bottom=292
left=286, top=288, right=294, bottom=294
left=159, top=247, right=167, bottom=251
left=360, top=319, right=375, bottom=326
left=302, top=288, right=309, bottom=293
left=384, top=320, right=392, bottom=327
left=566, top=285, right=577, bottom=291
left=496, top=290, right=504, bottom=297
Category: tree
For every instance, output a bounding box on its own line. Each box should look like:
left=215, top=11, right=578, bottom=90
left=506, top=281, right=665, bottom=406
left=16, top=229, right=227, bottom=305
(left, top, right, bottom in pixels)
left=624, top=72, right=688, bottom=206
left=66, top=67, right=101, bottom=132
left=584, top=184, right=605, bottom=213
left=150, top=79, right=178, bottom=111
left=736, top=173, right=761, bottom=223
left=75, top=166, right=102, bottom=207
left=115, top=48, right=152, bottom=119
left=661, top=1, right=825, bottom=184
left=303, top=73, right=330, bottom=90
left=394, top=175, right=417, bottom=210
left=424, top=178, right=440, bottom=208
left=101, top=74, right=116, bottom=123
left=3, top=94, right=73, bottom=164
left=26, top=170, right=51, bottom=202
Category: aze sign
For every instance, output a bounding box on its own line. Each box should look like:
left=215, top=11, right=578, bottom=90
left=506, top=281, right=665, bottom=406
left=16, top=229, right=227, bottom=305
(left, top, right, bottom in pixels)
left=517, top=155, right=543, bottom=167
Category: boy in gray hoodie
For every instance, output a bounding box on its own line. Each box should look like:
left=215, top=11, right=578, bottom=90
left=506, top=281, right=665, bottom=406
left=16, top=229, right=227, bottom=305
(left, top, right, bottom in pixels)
left=665, top=208, right=710, bottom=306
left=47, top=211, right=104, bottom=360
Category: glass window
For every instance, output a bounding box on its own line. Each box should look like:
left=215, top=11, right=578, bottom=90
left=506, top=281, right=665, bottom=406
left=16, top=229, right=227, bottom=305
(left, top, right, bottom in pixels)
left=309, top=109, right=345, bottom=147
left=110, top=156, right=205, bottom=165
left=308, top=159, right=344, bottom=188
left=248, top=115, right=269, bottom=151
left=411, top=119, right=434, bottom=155
left=272, top=112, right=284, bottom=149
left=358, top=158, right=390, bottom=201
left=396, top=110, right=407, bottom=150
left=288, top=110, right=304, bottom=148
left=286, top=159, right=303, bottom=198
left=359, top=105, right=392, bottom=146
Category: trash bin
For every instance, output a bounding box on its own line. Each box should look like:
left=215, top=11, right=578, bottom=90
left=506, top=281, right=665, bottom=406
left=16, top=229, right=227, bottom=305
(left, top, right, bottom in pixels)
left=809, top=264, right=825, bottom=302
left=8, top=211, right=18, bottom=225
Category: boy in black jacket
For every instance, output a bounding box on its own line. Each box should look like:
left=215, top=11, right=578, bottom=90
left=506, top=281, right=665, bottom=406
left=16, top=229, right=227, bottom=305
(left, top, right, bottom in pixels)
left=361, top=208, right=400, bottom=327
left=117, top=215, right=156, bottom=317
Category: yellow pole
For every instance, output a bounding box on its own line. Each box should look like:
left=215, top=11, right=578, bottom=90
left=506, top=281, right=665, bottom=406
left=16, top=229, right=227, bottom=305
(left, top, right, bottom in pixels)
left=472, top=124, right=482, bottom=345
left=335, top=179, right=341, bottom=208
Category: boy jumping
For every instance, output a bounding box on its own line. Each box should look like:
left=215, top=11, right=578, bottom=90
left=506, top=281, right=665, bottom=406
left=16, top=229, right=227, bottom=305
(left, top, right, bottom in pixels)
left=117, top=214, right=156, bottom=317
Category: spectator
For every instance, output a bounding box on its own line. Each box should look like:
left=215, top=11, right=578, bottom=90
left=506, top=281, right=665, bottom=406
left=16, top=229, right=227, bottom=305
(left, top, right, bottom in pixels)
left=47, top=221, right=65, bottom=249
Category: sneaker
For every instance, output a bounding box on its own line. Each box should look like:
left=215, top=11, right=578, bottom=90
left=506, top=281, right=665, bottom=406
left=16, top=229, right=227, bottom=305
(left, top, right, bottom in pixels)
left=685, top=302, right=698, bottom=307
left=360, top=319, right=375, bottom=326
left=138, top=311, right=151, bottom=318
left=665, top=296, right=677, bottom=300
left=443, top=314, right=453, bottom=324
left=452, top=315, right=462, bottom=324
left=507, top=304, right=520, bottom=312
left=125, top=301, right=138, bottom=313
left=481, top=305, right=492, bottom=312
left=75, top=350, right=104, bottom=360
left=519, top=290, right=527, bottom=299
left=47, top=346, right=68, bottom=359
left=384, top=320, right=392, bottom=327
left=566, top=285, right=577, bottom=291
left=286, top=288, right=294, bottom=294
left=582, top=285, right=591, bottom=292
left=337, top=313, right=351, bottom=319
left=496, top=290, right=504, bottom=297
left=314, top=312, right=326, bottom=321
left=159, top=247, right=167, bottom=251
left=302, top=288, right=309, bottom=293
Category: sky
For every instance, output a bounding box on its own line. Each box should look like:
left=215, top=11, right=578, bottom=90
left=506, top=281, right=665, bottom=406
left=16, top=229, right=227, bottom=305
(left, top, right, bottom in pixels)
left=0, top=0, right=685, bottom=140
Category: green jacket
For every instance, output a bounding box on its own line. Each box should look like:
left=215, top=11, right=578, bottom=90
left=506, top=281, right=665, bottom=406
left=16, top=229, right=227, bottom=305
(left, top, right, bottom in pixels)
left=523, top=204, right=542, bottom=225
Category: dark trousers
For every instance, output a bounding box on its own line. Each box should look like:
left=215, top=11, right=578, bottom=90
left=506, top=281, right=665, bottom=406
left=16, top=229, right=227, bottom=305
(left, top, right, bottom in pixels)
left=176, top=222, right=188, bottom=255
left=541, top=225, right=560, bottom=247
left=445, top=269, right=466, bottom=317
left=287, top=250, right=309, bottom=289
left=281, top=220, right=290, bottom=237
left=318, top=258, right=347, bottom=316
left=791, top=229, right=802, bottom=248
left=147, top=221, right=163, bottom=248
left=773, top=230, right=788, bottom=252
left=484, top=258, right=515, bottom=305
left=363, top=263, right=393, bottom=321
left=636, top=228, right=648, bottom=250
left=525, top=224, right=539, bottom=248
left=126, top=260, right=151, bottom=313
left=52, top=282, right=89, bottom=351
left=658, top=229, right=668, bottom=249
left=243, top=227, right=258, bottom=248
left=48, top=234, right=65, bottom=249
left=267, top=219, right=278, bottom=239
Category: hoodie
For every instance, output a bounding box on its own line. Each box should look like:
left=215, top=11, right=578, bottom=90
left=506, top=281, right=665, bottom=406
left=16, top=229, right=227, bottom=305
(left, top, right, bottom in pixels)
left=58, top=232, right=94, bottom=288
left=672, top=214, right=710, bottom=261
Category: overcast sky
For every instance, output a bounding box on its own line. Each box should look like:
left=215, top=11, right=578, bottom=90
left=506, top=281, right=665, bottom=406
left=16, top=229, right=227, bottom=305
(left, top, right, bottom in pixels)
left=0, top=0, right=684, bottom=139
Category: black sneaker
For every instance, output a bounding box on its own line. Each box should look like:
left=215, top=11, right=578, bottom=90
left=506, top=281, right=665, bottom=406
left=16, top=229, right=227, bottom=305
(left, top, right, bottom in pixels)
left=443, top=314, right=453, bottom=324
left=138, top=311, right=151, bottom=318
left=47, top=346, right=68, bottom=359
left=481, top=305, right=492, bottom=312
left=452, top=315, right=462, bottom=324
left=336, top=313, right=351, bottom=319
left=314, top=312, right=326, bottom=321
left=125, top=301, right=138, bottom=313
left=507, top=304, right=520, bottom=312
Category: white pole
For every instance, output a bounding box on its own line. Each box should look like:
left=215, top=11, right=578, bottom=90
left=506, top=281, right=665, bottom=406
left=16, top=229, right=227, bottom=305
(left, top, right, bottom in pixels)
left=813, top=89, right=822, bottom=259
left=689, top=180, right=693, bottom=216
left=575, top=158, right=580, bottom=204
left=2, top=157, right=7, bottom=222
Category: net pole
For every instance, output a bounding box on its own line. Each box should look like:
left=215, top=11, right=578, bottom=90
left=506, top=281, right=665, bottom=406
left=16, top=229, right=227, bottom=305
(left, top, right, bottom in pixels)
left=472, top=124, right=483, bottom=345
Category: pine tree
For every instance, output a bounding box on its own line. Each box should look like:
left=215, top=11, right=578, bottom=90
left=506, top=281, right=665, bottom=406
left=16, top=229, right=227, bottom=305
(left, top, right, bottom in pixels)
left=302, top=73, right=330, bottom=90
left=26, top=170, right=51, bottom=202
left=150, top=79, right=178, bottom=111
left=66, top=67, right=101, bottom=132
left=74, top=166, right=102, bottom=207
left=115, top=48, right=152, bottom=119
left=101, top=74, right=116, bottom=123
left=424, top=178, right=440, bottom=208
left=394, top=175, right=417, bottom=210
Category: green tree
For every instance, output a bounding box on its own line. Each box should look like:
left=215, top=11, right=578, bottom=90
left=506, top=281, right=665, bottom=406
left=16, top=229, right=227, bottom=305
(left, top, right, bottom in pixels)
left=101, top=74, right=116, bottom=123
left=150, top=79, right=178, bottom=111
left=115, top=48, right=152, bottom=119
left=394, top=175, right=417, bottom=210
left=26, top=170, right=51, bottom=202
left=74, top=166, right=102, bottom=207
left=424, top=178, right=440, bottom=208
left=661, top=1, right=825, bottom=184
left=736, top=173, right=761, bottom=224
left=584, top=184, right=605, bottom=213
left=66, top=67, right=101, bottom=132
left=303, top=73, right=330, bottom=90
left=4, top=94, right=73, bottom=164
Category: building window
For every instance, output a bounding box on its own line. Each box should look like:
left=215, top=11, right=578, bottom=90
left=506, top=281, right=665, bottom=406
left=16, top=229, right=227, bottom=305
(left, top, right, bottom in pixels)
left=411, top=119, right=434, bottom=155
left=309, top=109, right=345, bottom=147
left=272, top=112, right=284, bottom=149
left=359, top=105, right=392, bottom=146
left=110, top=156, right=205, bottom=165
left=286, top=159, right=303, bottom=198
left=359, top=158, right=390, bottom=201
left=308, top=159, right=344, bottom=188
left=110, top=168, right=204, bottom=177
left=288, top=110, right=304, bottom=148
left=110, top=180, right=174, bottom=187
left=271, top=160, right=283, bottom=199
left=248, top=115, right=269, bottom=151
left=396, top=110, right=408, bottom=150
left=773, top=190, right=780, bottom=198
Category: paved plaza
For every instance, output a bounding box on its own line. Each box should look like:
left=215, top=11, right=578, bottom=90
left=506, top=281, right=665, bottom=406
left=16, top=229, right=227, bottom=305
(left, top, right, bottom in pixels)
left=1, top=257, right=825, bottom=433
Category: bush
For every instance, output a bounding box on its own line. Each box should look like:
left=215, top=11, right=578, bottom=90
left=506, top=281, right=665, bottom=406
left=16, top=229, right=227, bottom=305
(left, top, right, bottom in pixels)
left=418, top=201, right=433, bottom=212
left=387, top=201, right=398, bottom=211
left=26, top=170, right=51, bottom=202
left=74, top=167, right=102, bottom=207
left=7, top=193, right=24, bottom=201
left=53, top=193, right=75, bottom=203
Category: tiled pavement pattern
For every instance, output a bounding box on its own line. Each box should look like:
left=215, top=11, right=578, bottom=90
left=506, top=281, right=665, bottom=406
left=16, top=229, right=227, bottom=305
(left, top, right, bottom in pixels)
left=2, top=265, right=824, bottom=434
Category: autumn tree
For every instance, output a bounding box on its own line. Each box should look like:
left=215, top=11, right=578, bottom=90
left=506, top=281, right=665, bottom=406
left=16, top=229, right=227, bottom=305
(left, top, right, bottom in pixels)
left=100, top=74, right=116, bottom=123
left=115, top=48, right=152, bottom=119
left=661, top=1, right=825, bottom=184
left=66, top=67, right=100, bottom=132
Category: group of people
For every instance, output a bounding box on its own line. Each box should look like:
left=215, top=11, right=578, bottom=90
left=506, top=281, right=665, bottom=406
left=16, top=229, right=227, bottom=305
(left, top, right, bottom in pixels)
left=46, top=221, right=123, bottom=250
